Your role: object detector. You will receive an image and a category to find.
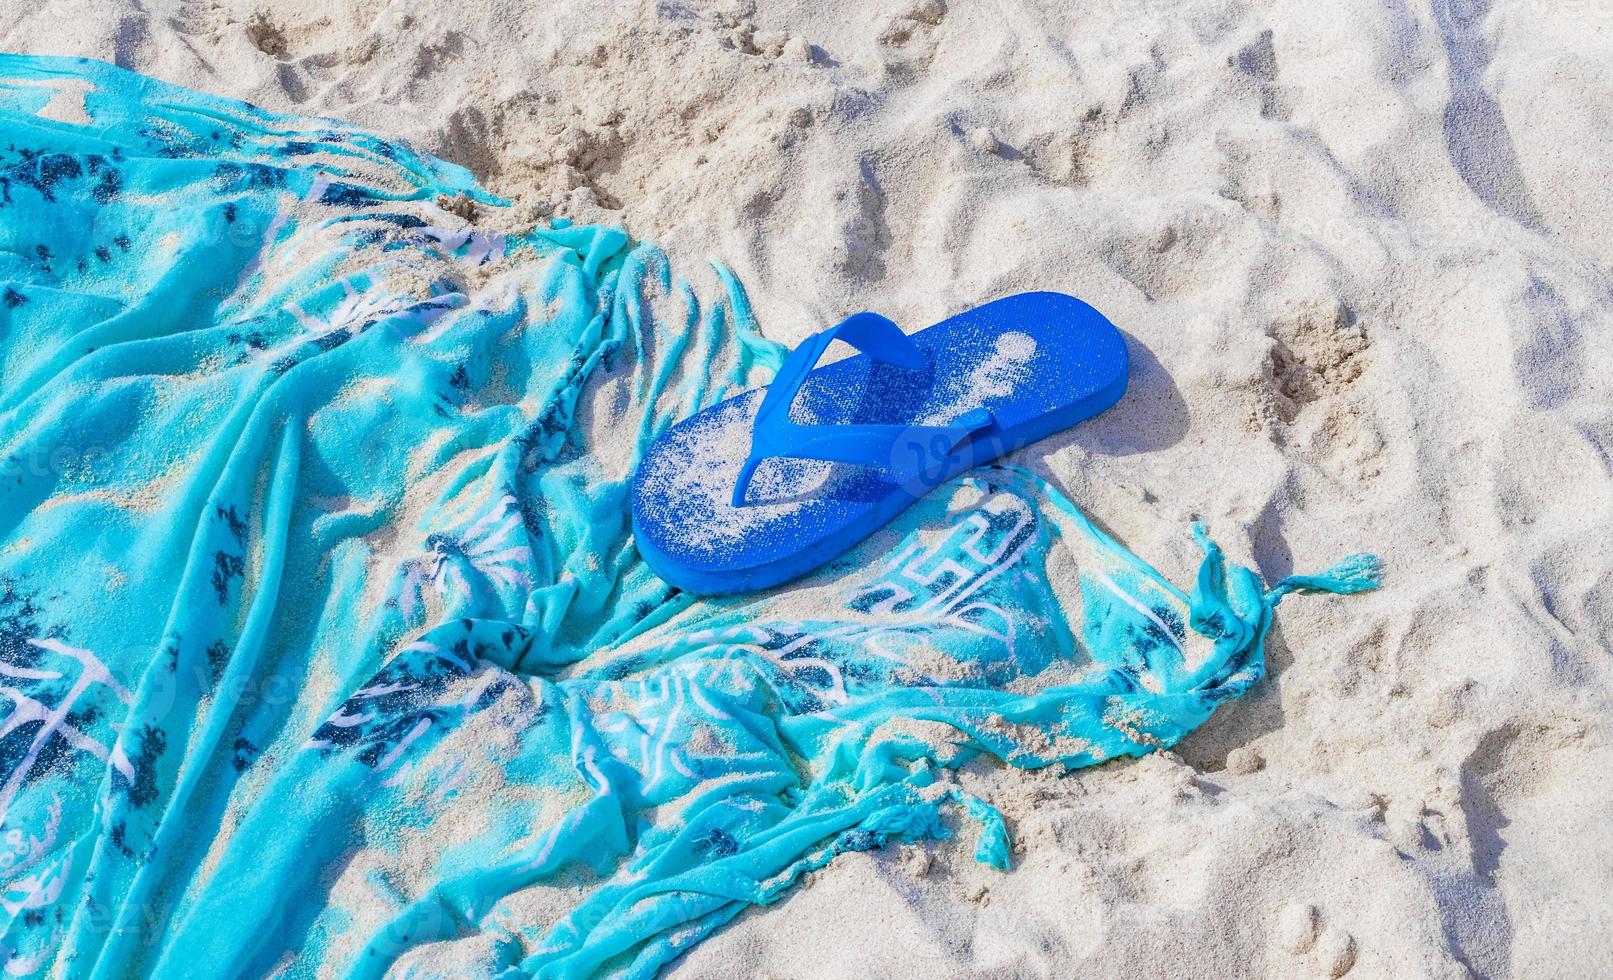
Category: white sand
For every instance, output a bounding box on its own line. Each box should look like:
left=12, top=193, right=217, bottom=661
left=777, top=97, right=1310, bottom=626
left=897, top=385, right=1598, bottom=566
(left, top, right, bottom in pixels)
left=7, top=0, right=1613, bottom=975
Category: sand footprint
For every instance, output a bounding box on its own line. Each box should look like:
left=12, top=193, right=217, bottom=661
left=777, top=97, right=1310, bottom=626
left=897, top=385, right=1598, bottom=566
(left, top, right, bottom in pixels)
left=167, top=0, right=224, bottom=42
left=245, top=10, right=289, bottom=59
left=1261, top=299, right=1369, bottom=423
left=879, top=0, right=946, bottom=46
left=1275, top=902, right=1358, bottom=976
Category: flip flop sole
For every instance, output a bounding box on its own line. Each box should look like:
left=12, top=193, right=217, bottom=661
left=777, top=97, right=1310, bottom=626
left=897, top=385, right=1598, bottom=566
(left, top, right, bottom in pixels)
left=630, top=291, right=1129, bottom=594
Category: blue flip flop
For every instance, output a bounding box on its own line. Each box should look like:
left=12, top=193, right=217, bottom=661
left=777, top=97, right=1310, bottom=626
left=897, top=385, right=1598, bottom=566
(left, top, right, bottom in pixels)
left=630, top=291, right=1129, bottom=594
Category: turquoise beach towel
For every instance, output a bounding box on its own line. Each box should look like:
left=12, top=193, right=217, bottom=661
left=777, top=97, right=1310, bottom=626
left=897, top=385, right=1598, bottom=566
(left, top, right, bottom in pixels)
left=0, top=56, right=1379, bottom=978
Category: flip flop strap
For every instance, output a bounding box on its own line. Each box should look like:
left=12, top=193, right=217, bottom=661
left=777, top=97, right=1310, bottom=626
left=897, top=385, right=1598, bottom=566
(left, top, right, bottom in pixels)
left=732, top=311, right=995, bottom=507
